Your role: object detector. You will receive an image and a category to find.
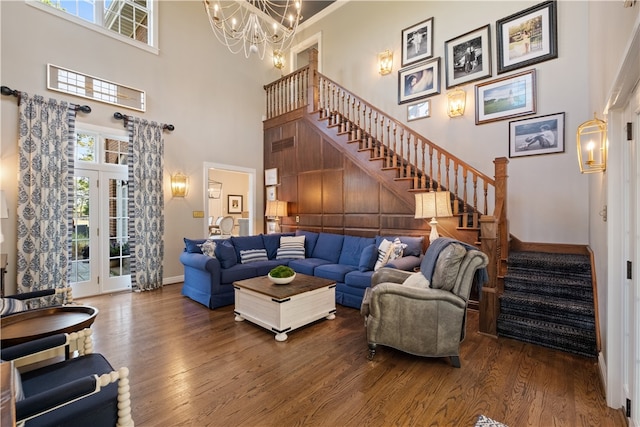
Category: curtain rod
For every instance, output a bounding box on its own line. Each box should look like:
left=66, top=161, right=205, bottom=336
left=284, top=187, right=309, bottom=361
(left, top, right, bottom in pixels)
left=113, top=111, right=175, bottom=131
left=1, top=85, right=91, bottom=113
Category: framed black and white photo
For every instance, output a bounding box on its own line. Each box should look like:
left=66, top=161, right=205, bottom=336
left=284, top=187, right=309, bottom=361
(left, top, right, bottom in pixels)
left=407, top=100, right=431, bottom=121
left=496, top=0, right=558, bottom=74
left=265, top=168, right=278, bottom=186
left=509, top=112, right=565, bottom=158
left=444, top=25, right=492, bottom=89
left=401, top=18, right=434, bottom=67
left=266, top=186, right=276, bottom=201
left=398, top=57, right=441, bottom=105
left=228, top=195, right=243, bottom=214
left=475, top=69, right=536, bottom=125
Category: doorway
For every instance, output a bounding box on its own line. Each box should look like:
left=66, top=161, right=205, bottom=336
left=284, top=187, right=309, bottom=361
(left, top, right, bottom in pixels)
left=289, top=32, right=322, bottom=73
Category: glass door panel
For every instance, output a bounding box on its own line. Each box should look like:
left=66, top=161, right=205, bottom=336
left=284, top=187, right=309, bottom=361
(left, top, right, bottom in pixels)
left=103, top=173, right=131, bottom=292
left=70, top=170, right=99, bottom=297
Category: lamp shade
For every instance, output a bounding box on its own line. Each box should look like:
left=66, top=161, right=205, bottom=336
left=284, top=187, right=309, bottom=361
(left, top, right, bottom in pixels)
left=414, top=191, right=453, bottom=219
left=265, top=200, right=288, bottom=217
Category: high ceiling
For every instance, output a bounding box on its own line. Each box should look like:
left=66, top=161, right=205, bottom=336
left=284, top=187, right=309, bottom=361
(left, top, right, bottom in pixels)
left=299, top=1, right=335, bottom=23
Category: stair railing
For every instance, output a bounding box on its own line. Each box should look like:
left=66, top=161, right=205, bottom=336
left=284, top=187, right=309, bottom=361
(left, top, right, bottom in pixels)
left=263, top=49, right=508, bottom=336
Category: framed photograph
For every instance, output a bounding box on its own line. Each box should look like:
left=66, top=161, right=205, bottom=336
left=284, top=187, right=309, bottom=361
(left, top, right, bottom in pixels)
left=266, top=186, right=276, bottom=201
left=496, top=0, right=558, bottom=74
left=407, top=100, right=431, bottom=121
left=509, top=112, right=565, bottom=158
left=444, top=25, right=492, bottom=89
left=265, top=168, right=278, bottom=186
left=398, top=57, right=441, bottom=105
left=266, top=221, right=277, bottom=234
left=475, top=69, right=536, bottom=125
left=227, top=195, right=243, bottom=214
left=401, top=17, right=434, bottom=67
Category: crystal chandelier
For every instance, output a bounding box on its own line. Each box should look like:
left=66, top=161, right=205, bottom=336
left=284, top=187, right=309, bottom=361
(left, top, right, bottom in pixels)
left=203, top=0, right=302, bottom=60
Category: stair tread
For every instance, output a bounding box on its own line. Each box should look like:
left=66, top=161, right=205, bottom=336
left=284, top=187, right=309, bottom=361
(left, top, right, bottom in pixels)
left=500, top=292, right=594, bottom=310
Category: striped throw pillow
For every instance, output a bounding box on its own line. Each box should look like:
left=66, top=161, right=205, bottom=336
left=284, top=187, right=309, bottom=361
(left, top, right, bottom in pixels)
left=0, top=298, right=26, bottom=316
left=240, top=249, right=269, bottom=264
left=276, top=235, right=306, bottom=260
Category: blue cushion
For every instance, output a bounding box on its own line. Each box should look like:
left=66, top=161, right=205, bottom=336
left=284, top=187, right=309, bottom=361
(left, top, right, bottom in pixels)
left=344, top=270, right=375, bottom=289
left=314, top=264, right=357, bottom=282
left=240, top=249, right=269, bottom=264
left=231, top=235, right=265, bottom=263
left=215, top=241, right=237, bottom=269
left=261, top=234, right=281, bottom=259
left=338, top=235, right=375, bottom=267
left=184, top=238, right=206, bottom=254
left=219, top=263, right=258, bottom=285
left=311, top=233, right=344, bottom=263
left=288, top=258, right=332, bottom=275
left=295, top=230, right=319, bottom=257
left=358, top=243, right=378, bottom=272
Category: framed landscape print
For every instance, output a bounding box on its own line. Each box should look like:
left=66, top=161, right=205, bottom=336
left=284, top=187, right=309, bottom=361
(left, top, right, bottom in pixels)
left=228, top=195, right=243, bottom=214
left=475, top=69, right=536, bottom=125
left=398, top=57, right=441, bottom=105
left=444, top=25, right=492, bottom=89
left=509, top=112, right=565, bottom=158
left=401, top=18, right=434, bottom=67
left=496, top=0, right=558, bottom=74
left=407, top=100, right=431, bottom=121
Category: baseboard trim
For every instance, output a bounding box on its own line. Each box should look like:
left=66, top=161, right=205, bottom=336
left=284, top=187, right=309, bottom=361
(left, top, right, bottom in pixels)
left=163, top=275, right=184, bottom=285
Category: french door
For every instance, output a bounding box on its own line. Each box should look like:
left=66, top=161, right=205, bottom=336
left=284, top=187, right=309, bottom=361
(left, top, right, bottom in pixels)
left=70, top=168, right=131, bottom=297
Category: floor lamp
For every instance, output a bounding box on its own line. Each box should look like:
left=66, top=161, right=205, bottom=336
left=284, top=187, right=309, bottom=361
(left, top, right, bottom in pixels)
left=414, top=191, right=453, bottom=243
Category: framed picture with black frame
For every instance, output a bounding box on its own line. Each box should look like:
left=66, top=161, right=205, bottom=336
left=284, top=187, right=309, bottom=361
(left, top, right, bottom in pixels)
left=444, top=25, right=492, bottom=89
left=509, top=112, right=565, bottom=158
left=401, top=17, right=434, bottom=67
left=496, top=0, right=558, bottom=74
left=474, top=69, right=536, bottom=125
left=227, top=195, right=243, bottom=214
left=398, top=57, right=441, bottom=105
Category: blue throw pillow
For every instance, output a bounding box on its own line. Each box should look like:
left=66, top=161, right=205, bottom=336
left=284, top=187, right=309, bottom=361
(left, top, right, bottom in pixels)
left=296, top=230, right=319, bottom=257
left=358, top=244, right=378, bottom=272
left=184, top=238, right=206, bottom=254
left=215, top=241, right=237, bottom=269
left=261, top=233, right=281, bottom=259
left=399, top=236, right=424, bottom=257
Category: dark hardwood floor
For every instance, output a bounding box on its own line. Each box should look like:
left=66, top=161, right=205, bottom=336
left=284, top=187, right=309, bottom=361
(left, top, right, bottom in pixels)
left=77, top=284, right=625, bottom=427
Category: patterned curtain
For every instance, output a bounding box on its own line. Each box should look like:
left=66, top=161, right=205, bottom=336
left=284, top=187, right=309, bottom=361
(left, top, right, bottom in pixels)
left=127, top=117, right=165, bottom=291
left=16, top=93, right=76, bottom=299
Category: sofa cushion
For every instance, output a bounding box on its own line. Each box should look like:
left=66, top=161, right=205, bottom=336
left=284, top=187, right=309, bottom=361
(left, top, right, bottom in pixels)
left=184, top=238, right=207, bottom=254
left=311, top=233, right=344, bottom=263
left=201, top=240, right=216, bottom=258
left=231, top=235, right=265, bottom=263
left=240, top=249, right=269, bottom=264
left=338, top=235, right=375, bottom=267
left=288, top=258, right=332, bottom=276
left=250, top=260, right=290, bottom=276
left=219, top=263, right=259, bottom=284
left=431, top=243, right=466, bottom=291
left=314, top=264, right=358, bottom=282
left=344, top=270, right=375, bottom=289
left=215, top=241, right=237, bottom=269
left=276, top=236, right=306, bottom=260
left=295, top=230, right=319, bottom=257
left=358, top=243, right=378, bottom=272
left=261, top=234, right=282, bottom=259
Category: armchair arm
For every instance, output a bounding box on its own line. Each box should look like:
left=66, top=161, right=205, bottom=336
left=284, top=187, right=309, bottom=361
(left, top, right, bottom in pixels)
left=371, top=268, right=413, bottom=287
left=370, top=282, right=467, bottom=310
left=0, top=334, right=68, bottom=361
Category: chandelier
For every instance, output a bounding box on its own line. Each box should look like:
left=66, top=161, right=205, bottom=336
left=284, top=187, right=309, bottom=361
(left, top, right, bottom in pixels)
left=203, top=0, right=303, bottom=60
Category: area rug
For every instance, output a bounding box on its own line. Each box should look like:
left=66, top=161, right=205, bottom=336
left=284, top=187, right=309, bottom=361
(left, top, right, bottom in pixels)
left=475, top=414, right=508, bottom=427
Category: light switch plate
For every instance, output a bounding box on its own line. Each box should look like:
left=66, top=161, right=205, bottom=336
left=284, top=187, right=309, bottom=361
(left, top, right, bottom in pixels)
left=193, top=211, right=204, bottom=218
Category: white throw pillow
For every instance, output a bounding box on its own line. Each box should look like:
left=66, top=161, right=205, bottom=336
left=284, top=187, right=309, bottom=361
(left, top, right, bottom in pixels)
left=402, top=272, right=431, bottom=289
left=276, top=235, right=306, bottom=259
left=374, top=239, right=393, bottom=271
left=200, top=240, right=217, bottom=258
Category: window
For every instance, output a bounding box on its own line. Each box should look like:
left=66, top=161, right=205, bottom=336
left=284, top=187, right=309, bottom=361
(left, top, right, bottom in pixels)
left=29, top=0, right=157, bottom=51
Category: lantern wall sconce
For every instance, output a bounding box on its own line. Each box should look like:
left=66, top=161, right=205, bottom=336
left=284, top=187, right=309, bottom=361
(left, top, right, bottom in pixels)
left=447, top=87, right=466, bottom=118
left=171, top=172, right=188, bottom=197
left=273, top=49, right=285, bottom=70
left=378, top=50, right=393, bottom=75
left=576, top=113, right=607, bottom=173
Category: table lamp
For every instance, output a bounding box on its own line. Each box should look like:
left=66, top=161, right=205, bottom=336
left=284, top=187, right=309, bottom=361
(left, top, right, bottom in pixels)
left=265, top=200, right=288, bottom=232
left=414, top=191, right=453, bottom=243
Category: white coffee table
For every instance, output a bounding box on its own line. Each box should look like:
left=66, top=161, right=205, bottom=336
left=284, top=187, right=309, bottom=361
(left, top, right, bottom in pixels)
left=233, top=273, right=336, bottom=341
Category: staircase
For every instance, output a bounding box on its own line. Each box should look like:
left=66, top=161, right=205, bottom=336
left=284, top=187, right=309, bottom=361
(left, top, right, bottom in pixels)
left=497, top=251, right=598, bottom=357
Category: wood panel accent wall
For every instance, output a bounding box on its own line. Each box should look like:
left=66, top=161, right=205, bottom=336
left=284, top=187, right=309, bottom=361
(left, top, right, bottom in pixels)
left=264, top=110, right=430, bottom=242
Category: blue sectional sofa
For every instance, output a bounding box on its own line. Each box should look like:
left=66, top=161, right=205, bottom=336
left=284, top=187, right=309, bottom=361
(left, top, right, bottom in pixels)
left=180, top=230, right=424, bottom=310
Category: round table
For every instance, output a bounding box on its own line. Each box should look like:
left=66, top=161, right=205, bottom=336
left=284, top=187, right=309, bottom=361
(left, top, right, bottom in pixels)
left=0, top=305, right=98, bottom=347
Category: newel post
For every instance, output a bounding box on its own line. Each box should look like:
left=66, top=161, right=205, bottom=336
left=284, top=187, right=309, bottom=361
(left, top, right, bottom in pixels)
left=478, top=157, right=508, bottom=337
left=307, top=48, right=319, bottom=113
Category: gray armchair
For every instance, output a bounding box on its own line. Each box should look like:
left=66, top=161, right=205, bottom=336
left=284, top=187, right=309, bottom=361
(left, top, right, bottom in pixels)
left=361, top=239, right=489, bottom=367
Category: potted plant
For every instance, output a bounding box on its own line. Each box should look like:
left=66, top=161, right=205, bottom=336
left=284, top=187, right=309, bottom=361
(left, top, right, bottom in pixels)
left=268, top=266, right=296, bottom=284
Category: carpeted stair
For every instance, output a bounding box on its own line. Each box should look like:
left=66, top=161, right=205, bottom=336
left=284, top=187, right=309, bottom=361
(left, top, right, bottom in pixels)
left=497, top=251, right=598, bottom=358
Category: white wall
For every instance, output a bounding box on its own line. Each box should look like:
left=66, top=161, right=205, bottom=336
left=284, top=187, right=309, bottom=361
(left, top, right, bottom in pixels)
left=0, top=1, right=275, bottom=291
left=297, top=1, right=591, bottom=245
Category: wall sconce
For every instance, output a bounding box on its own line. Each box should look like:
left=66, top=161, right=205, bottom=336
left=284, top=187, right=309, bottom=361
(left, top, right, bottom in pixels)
left=447, top=88, right=466, bottom=117
left=171, top=172, right=188, bottom=197
left=414, top=191, right=453, bottom=243
left=265, top=200, right=288, bottom=232
left=576, top=113, right=607, bottom=173
left=378, top=50, right=393, bottom=75
left=273, top=50, right=285, bottom=70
